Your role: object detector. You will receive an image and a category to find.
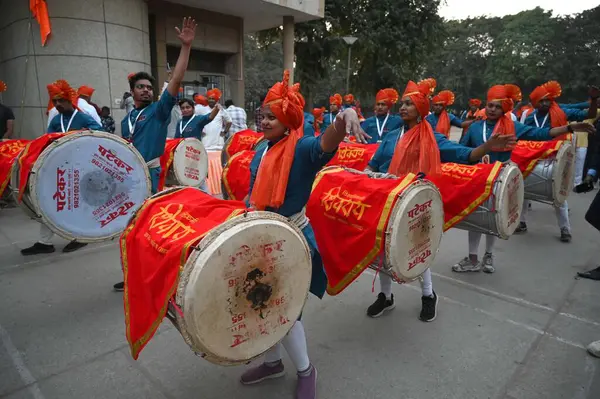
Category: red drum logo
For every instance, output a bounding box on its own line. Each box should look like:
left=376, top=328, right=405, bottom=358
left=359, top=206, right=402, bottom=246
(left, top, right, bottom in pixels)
left=97, top=145, right=134, bottom=174
left=99, top=201, right=136, bottom=227
left=53, top=167, right=67, bottom=212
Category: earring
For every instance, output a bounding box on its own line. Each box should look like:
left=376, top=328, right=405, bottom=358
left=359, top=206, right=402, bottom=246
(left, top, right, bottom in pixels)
left=417, top=115, right=422, bottom=124
left=284, top=129, right=290, bottom=136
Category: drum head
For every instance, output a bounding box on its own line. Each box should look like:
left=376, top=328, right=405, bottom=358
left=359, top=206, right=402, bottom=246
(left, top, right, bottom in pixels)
left=29, top=131, right=151, bottom=242
left=552, top=141, right=575, bottom=206
left=494, top=164, right=524, bottom=238
left=172, top=138, right=208, bottom=187
left=10, top=150, right=39, bottom=220
left=176, top=212, right=312, bottom=365
left=385, top=180, right=444, bottom=281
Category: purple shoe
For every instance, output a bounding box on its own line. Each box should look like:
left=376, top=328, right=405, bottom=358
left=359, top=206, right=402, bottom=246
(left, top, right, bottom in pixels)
left=296, top=364, right=317, bottom=399
left=240, top=361, right=285, bottom=385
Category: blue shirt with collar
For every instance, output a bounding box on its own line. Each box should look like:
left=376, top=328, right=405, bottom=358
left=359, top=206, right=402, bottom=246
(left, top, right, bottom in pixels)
left=248, top=135, right=336, bottom=299
left=425, top=112, right=464, bottom=131
left=368, top=128, right=473, bottom=173
left=460, top=120, right=552, bottom=163
left=523, top=107, right=588, bottom=128
left=360, top=114, right=403, bottom=143
left=174, top=114, right=211, bottom=139
left=121, top=91, right=177, bottom=193
left=47, top=110, right=103, bottom=133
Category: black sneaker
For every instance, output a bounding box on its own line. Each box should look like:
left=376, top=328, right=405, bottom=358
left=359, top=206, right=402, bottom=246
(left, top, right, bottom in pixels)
left=515, top=222, right=527, bottom=233
left=367, top=293, right=395, bottom=318
left=21, top=242, right=56, bottom=256
left=419, top=291, right=438, bottom=322
left=63, top=241, right=88, bottom=253
left=113, top=281, right=124, bottom=292
left=560, top=228, right=572, bottom=243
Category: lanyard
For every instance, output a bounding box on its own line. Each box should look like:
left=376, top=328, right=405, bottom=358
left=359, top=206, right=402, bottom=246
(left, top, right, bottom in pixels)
left=60, top=110, right=78, bottom=132
left=128, top=107, right=147, bottom=137
left=393, top=126, right=406, bottom=147
left=533, top=112, right=548, bottom=128
left=375, top=113, right=390, bottom=137
left=179, top=115, right=196, bottom=135
left=483, top=122, right=490, bottom=142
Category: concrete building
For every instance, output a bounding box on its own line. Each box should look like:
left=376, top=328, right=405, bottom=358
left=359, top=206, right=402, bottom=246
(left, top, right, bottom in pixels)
left=0, top=0, right=324, bottom=138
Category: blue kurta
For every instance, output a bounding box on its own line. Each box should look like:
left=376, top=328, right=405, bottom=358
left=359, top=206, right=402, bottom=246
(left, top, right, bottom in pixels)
left=303, top=120, right=316, bottom=137
left=248, top=136, right=336, bottom=299
left=47, top=110, right=103, bottom=133
left=559, top=102, right=589, bottom=110
left=174, top=114, right=211, bottom=139
left=460, top=120, right=552, bottom=163
left=425, top=112, right=463, bottom=131
left=121, top=91, right=177, bottom=193
left=321, top=112, right=338, bottom=131
left=360, top=114, right=403, bottom=143
left=523, top=107, right=588, bottom=128
left=368, top=128, right=473, bottom=173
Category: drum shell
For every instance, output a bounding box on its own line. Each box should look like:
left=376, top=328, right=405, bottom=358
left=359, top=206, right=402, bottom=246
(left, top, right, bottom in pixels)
left=10, top=149, right=41, bottom=220
left=164, top=138, right=208, bottom=188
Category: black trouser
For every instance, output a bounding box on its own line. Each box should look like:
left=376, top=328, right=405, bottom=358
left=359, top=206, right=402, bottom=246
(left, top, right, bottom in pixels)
left=585, top=189, right=600, bottom=232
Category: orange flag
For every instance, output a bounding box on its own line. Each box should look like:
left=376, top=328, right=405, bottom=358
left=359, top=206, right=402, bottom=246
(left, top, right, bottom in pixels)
left=30, top=0, right=52, bottom=46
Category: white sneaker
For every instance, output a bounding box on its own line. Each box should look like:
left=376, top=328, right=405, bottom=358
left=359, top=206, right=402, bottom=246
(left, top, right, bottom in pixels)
left=588, top=340, right=600, bottom=358
left=481, top=252, right=495, bottom=274
left=452, top=257, right=481, bottom=273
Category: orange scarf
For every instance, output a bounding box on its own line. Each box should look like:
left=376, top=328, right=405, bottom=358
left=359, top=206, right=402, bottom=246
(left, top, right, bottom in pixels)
left=487, top=85, right=517, bottom=152
left=431, top=90, right=455, bottom=137
left=388, top=81, right=441, bottom=176
left=530, top=81, right=567, bottom=128
left=250, top=71, right=305, bottom=210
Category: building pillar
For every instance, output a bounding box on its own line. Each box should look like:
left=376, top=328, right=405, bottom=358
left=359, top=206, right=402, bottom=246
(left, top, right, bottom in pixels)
left=282, top=16, right=295, bottom=86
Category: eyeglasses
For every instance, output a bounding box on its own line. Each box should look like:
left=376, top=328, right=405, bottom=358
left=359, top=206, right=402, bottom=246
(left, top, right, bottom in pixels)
left=135, top=84, right=154, bottom=91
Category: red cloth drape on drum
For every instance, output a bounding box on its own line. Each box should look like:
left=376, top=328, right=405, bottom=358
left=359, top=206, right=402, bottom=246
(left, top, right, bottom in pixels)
left=325, top=143, right=379, bottom=171
left=224, top=129, right=263, bottom=160
left=158, top=138, right=184, bottom=191
left=0, top=140, right=29, bottom=197
left=510, top=140, right=563, bottom=178
left=306, top=167, right=416, bottom=295
left=222, top=150, right=255, bottom=201
left=427, top=162, right=503, bottom=231
left=17, top=132, right=70, bottom=201
left=120, top=188, right=247, bottom=359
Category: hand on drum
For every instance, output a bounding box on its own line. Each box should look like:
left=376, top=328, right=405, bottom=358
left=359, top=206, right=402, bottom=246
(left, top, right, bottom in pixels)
left=335, top=108, right=370, bottom=144
left=486, top=133, right=517, bottom=150
left=571, top=122, right=596, bottom=135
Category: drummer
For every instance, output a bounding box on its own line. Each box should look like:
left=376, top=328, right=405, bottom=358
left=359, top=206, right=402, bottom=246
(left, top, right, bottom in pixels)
left=21, top=80, right=104, bottom=256
left=454, top=84, right=595, bottom=273
left=426, top=89, right=472, bottom=137
left=461, top=99, right=482, bottom=120
left=364, top=80, right=516, bottom=321
left=517, top=81, right=599, bottom=242
left=115, top=17, right=197, bottom=292
left=360, top=88, right=403, bottom=143
left=322, top=94, right=342, bottom=131
left=239, top=71, right=367, bottom=399
left=173, top=98, right=219, bottom=139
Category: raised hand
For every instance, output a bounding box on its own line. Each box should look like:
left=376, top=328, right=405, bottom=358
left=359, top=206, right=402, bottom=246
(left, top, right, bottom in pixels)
left=338, top=108, right=371, bottom=144
left=175, top=17, right=197, bottom=46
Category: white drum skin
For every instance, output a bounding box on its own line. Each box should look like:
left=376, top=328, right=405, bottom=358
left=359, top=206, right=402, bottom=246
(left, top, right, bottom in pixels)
left=166, top=138, right=208, bottom=188
left=524, top=141, right=574, bottom=207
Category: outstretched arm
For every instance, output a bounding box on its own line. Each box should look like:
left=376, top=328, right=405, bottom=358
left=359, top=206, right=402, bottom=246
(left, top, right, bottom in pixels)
left=166, top=17, right=197, bottom=97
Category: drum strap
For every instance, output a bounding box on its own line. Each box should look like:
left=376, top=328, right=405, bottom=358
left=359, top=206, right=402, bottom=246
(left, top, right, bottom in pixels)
left=146, top=157, right=160, bottom=169
left=288, top=207, right=309, bottom=231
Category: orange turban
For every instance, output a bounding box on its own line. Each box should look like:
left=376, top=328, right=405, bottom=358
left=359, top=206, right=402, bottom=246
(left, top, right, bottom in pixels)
left=250, top=70, right=305, bottom=210
left=486, top=85, right=516, bottom=151
left=207, top=88, right=222, bottom=101
left=77, top=85, right=94, bottom=97
left=0, top=81, right=6, bottom=93
left=127, top=73, right=135, bottom=81
left=47, top=80, right=78, bottom=112
left=417, top=78, right=437, bottom=96
left=343, top=94, right=355, bottom=103
left=431, top=90, right=455, bottom=137
left=312, top=107, right=326, bottom=124
left=387, top=81, right=441, bottom=177
left=194, top=94, right=208, bottom=106
left=529, top=81, right=567, bottom=128
left=375, top=88, right=399, bottom=108
left=469, top=99, right=482, bottom=107
left=330, top=94, right=342, bottom=106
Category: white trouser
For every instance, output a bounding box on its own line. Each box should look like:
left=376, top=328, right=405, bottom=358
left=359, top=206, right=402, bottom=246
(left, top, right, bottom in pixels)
left=521, top=200, right=570, bottom=231
left=263, top=321, right=310, bottom=372
left=468, top=231, right=496, bottom=255
left=574, top=147, right=588, bottom=186
left=379, top=268, right=433, bottom=298
left=38, top=224, right=54, bottom=245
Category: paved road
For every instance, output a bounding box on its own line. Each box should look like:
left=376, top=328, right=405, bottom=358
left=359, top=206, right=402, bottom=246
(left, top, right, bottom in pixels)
left=2, top=174, right=600, bottom=397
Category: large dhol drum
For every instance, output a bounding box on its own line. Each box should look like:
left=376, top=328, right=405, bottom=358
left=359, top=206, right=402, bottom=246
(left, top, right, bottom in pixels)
left=12, top=131, right=151, bottom=242
left=454, top=163, right=524, bottom=239
left=164, top=138, right=208, bottom=187
left=523, top=141, right=574, bottom=207
left=121, top=186, right=312, bottom=364
left=1, top=139, right=29, bottom=207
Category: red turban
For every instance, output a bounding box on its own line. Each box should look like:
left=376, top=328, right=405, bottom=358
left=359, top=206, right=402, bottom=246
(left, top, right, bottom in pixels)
left=469, top=99, right=482, bottom=107
left=0, top=81, right=6, bottom=93
left=486, top=85, right=516, bottom=151
left=77, top=85, right=94, bottom=97
left=375, top=88, right=399, bottom=108
left=387, top=81, right=441, bottom=177
left=194, top=94, right=208, bottom=106
left=251, top=70, right=305, bottom=211
left=207, top=88, right=222, bottom=101
left=47, top=80, right=78, bottom=112
left=529, top=81, right=567, bottom=128
left=417, top=78, right=437, bottom=96
left=431, top=90, right=455, bottom=137
left=432, top=90, right=455, bottom=107
left=343, top=94, right=355, bottom=103
left=330, top=94, right=342, bottom=106
left=127, top=73, right=135, bottom=81
left=312, top=107, right=326, bottom=124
